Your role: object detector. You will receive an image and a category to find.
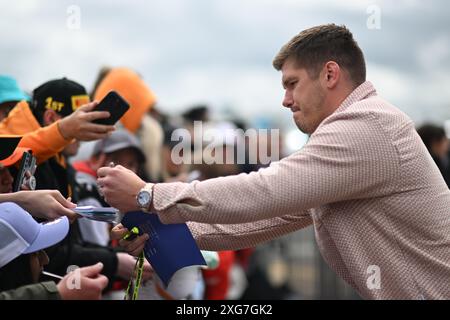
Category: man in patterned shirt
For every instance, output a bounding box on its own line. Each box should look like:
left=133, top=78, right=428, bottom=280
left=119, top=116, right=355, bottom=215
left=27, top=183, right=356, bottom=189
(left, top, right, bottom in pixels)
left=99, top=24, right=450, bottom=299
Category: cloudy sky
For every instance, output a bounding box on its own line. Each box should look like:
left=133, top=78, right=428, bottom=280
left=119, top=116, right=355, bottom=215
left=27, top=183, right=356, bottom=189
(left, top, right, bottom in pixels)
left=1, top=0, right=449, bottom=139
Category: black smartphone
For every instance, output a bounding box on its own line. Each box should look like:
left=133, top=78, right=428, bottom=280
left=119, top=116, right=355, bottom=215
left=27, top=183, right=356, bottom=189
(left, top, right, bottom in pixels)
left=92, top=91, right=130, bottom=125
left=13, top=150, right=37, bottom=192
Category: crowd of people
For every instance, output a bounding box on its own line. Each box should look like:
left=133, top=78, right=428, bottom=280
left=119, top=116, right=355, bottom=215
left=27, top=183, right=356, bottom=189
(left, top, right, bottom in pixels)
left=0, top=67, right=260, bottom=300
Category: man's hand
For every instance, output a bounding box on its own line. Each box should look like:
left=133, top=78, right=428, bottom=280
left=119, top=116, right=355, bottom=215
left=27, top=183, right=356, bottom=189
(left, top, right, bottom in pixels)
left=111, top=224, right=149, bottom=257
left=57, top=101, right=115, bottom=141
left=97, top=165, right=147, bottom=212
left=116, top=252, right=154, bottom=281
left=7, top=190, right=77, bottom=222
left=57, top=263, right=109, bottom=300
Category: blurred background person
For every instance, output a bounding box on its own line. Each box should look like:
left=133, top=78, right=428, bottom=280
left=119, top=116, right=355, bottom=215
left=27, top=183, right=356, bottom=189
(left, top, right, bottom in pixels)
left=73, top=129, right=146, bottom=246
left=417, top=124, right=450, bottom=186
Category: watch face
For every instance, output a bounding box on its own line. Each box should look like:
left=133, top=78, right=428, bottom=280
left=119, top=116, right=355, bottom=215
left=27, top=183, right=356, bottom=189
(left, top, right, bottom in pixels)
left=138, top=191, right=151, bottom=207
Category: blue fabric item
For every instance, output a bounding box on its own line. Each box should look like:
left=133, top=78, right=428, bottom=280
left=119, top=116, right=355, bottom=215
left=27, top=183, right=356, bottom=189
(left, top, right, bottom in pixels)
left=0, top=75, right=30, bottom=104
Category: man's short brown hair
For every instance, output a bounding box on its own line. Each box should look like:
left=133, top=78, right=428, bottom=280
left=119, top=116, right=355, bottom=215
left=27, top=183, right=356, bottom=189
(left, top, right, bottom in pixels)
left=273, top=24, right=366, bottom=86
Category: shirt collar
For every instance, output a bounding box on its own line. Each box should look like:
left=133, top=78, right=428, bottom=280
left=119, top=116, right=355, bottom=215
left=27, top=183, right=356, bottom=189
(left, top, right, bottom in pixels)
left=336, top=81, right=377, bottom=113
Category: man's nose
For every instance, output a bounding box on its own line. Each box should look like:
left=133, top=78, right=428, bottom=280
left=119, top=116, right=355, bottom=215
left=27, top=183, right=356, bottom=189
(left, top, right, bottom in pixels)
left=282, top=91, right=293, bottom=108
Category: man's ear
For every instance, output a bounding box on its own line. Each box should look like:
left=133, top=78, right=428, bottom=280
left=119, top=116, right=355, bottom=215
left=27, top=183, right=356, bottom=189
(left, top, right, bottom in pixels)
left=42, top=109, right=60, bottom=126
left=322, top=61, right=340, bottom=89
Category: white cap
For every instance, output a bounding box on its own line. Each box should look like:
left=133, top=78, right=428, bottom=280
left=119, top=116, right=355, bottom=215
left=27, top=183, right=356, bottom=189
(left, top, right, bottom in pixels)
left=0, top=202, right=69, bottom=268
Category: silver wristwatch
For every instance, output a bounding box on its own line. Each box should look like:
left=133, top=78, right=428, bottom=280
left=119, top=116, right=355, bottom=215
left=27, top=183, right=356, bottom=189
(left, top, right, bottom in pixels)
left=136, top=183, right=153, bottom=212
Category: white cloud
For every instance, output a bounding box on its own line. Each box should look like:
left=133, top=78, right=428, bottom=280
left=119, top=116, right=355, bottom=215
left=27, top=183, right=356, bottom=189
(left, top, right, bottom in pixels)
left=0, top=0, right=448, bottom=126
left=367, top=63, right=413, bottom=104
left=368, top=62, right=450, bottom=124
left=155, top=65, right=283, bottom=118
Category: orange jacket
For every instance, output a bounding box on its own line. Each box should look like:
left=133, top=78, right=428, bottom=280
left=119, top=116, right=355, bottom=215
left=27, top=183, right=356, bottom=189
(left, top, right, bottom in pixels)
left=0, top=101, right=71, bottom=164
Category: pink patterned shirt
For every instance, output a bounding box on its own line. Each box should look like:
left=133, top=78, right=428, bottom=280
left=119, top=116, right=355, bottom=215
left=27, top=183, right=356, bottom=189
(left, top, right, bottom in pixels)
left=152, top=81, right=450, bottom=299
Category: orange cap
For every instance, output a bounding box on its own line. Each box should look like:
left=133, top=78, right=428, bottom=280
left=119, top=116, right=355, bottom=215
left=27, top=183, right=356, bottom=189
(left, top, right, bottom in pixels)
left=94, top=68, right=157, bottom=133
left=0, top=147, right=31, bottom=167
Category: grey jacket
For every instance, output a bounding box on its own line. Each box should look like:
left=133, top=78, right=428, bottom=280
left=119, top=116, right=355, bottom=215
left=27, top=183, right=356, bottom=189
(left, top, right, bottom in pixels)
left=0, top=281, right=60, bottom=300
